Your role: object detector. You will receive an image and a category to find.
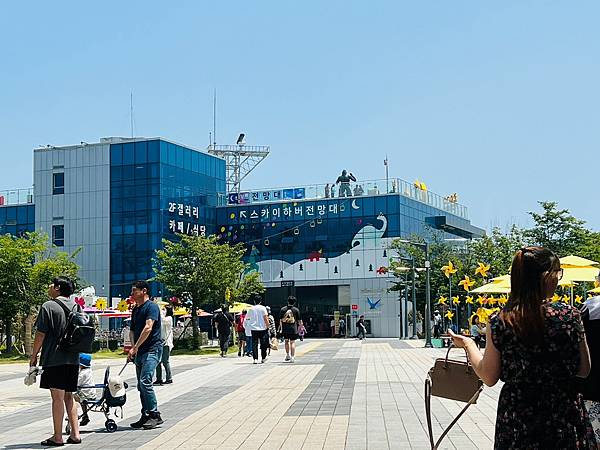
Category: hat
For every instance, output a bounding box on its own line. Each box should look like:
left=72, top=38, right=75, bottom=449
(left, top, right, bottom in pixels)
left=108, top=374, right=126, bottom=398
left=79, top=353, right=92, bottom=368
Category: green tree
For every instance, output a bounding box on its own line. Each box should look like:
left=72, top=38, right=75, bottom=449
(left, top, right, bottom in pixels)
left=524, top=201, right=586, bottom=256
left=153, top=235, right=264, bottom=349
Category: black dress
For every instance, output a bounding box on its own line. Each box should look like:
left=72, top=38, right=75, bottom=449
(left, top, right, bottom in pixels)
left=489, top=302, right=597, bottom=449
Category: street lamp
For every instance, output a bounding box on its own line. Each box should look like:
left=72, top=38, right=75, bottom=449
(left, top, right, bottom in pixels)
left=396, top=239, right=432, bottom=348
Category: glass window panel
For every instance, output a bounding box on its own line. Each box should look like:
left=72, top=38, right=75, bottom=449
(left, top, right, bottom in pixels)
left=122, top=143, right=134, bottom=165
left=52, top=173, right=64, bottom=195
left=167, top=143, right=177, bottom=166
left=184, top=149, right=192, bottom=170
left=147, top=140, right=159, bottom=163
left=111, top=144, right=123, bottom=165
left=134, top=141, right=147, bottom=164
left=176, top=146, right=184, bottom=168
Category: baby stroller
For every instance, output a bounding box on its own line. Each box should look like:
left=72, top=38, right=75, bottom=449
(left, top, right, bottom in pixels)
left=66, top=364, right=129, bottom=434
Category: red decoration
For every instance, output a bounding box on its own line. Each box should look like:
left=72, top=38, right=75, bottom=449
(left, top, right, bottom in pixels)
left=308, top=250, right=323, bottom=262
left=74, top=297, right=85, bottom=307
left=376, top=266, right=388, bottom=275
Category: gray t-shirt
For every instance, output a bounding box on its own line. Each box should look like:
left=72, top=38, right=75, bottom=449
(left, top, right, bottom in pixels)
left=35, top=297, right=80, bottom=367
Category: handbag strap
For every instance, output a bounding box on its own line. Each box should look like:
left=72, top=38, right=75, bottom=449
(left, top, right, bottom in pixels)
left=425, top=377, right=483, bottom=450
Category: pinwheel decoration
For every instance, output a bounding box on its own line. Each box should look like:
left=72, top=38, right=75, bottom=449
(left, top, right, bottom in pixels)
left=551, top=293, right=561, bottom=303
left=487, top=296, right=497, bottom=307
left=117, top=299, right=129, bottom=312
left=437, top=296, right=448, bottom=306
left=575, top=295, right=583, bottom=305
left=475, top=263, right=490, bottom=278
left=452, top=296, right=460, bottom=306
left=95, top=298, right=108, bottom=311
left=74, top=296, right=85, bottom=307
left=459, top=276, right=475, bottom=292
left=498, top=295, right=508, bottom=307
left=477, top=296, right=486, bottom=306
left=445, top=310, right=454, bottom=320
left=562, top=295, right=570, bottom=304
left=465, top=296, right=474, bottom=305
left=442, top=261, right=458, bottom=279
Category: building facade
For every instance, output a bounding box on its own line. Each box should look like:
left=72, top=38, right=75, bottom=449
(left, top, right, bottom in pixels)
left=2, top=137, right=483, bottom=337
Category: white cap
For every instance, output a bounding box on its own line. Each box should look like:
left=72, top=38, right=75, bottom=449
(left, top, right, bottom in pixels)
left=108, top=375, right=126, bottom=397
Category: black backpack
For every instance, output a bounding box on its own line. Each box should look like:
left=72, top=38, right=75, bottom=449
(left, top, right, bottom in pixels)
left=56, top=300, right=96, bottom=353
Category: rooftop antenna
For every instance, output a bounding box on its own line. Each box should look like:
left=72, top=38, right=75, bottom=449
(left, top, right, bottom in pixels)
left=212, top=88, right=217, bottom=146
left=130, top=90, right=134, bottom=138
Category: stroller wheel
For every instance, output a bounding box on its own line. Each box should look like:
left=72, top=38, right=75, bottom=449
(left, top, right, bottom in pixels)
left=105, top=419, right=118, bottom=433
left=65, top=422, right=71, bottom=435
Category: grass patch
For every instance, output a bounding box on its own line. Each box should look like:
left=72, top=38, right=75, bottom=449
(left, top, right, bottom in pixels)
left=171, top=346, right=230, bottom=357
left=0, top=352, right=29, bottom=364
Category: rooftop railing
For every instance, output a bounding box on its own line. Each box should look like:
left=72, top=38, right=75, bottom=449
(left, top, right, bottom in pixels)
left=0, top=188, right=34, bottom=207
left=229, top=178, right=468, bottom=219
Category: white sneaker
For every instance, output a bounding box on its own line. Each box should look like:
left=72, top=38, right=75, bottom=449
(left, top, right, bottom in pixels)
left=253, top=360, right=258, bottom=364
left=290, top=357, right=295, bottom=363
left=284, top=355, right=291, bottom=362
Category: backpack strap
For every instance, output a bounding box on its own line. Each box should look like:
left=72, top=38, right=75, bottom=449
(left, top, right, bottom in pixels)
left=54, top=298, right=78, bottom=319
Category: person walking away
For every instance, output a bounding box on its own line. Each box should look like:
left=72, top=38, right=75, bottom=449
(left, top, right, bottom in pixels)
left=243, top=311, right=253, bottom=357
left=236, top=310, right=247, bottom=357
left=330, top=317, right=336, bottom=337
left=449, top=247, right=596, bottom=449
left=279, top=296, right=302, bottom=362
left=30, top=276, right=82, bottom=446
left=128, top=280, right=164, bottom=429
left=266, top=306, right=276, bottom=356
left=580, top=293, right=600, bottom=445
left=247, top=294, right=270, bottom=364
left=75, top=353, right=95, bottom=427
left=155, top=306, right=173, bottom=385
left=339, top=318, right=346, bottom=338
left=433, top=310, right=442, bottom=338
left=356, top=315, right=367, bottom=340
left=469, top=315, right=486, bottom=348
left=336, top=170, right=356, bottom=197
left=214, top=305, right=234, bottom=357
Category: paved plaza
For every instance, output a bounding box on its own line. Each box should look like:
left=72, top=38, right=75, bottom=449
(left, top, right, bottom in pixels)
left=0, top=339, right=500, bottom=449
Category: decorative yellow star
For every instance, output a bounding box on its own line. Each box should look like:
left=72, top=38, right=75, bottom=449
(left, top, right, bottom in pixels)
left=445, top=310, right=454, bottom=320
left=437, top=296, right=448, bottom=306
left=117, top=299, right=129, bottom=312
left=477, top=296, right=485, bottom=305
left=475, top=262, right=491, bottom=278
left=562, top=295, right=570, bottom=304
left=465, top=296, right=474, bottom=305
left=95, top=298, right=107, bottom=311
left=452, top=296, right=460, bottom=305
left=551, top=293, right=561, bottom=303
left=459, top=276, right=475, bottom=292
left=575, top=295, right=583, bottom=305
left=442, top=261, right=458, bottom=278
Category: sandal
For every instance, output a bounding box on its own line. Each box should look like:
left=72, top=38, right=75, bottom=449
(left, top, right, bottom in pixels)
left=41, top=438, right=64, bottom=447
left=67, top=437, right=82, bottom=444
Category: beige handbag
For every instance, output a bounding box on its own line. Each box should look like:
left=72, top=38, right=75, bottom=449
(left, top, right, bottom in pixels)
left=425, top=344, right=484, bottom=449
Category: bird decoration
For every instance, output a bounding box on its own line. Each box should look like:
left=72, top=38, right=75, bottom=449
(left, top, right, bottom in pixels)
left=117, top=300, right=129, bottom=312
left=445, top=310, right=454, bottom=320
left=452, top=296, right=460, bottom=305
left=308, top=250, right=323, bottom=262
left=575, top=295, right=583, bottom=305
left=442, top=261, right=458, bottom=278
left=437, top=296, right=448, bottom=306
left=475, top=263, right=491, bottom=278
left=376, top=266, right=388, bottom=275
left=459, top=276, right=475, bottom=292
left=552, top=293, right=561, bottom=303
left=95, top=298, right=108, bottom=311
left=367, top=298, right=382, bottom=310
left=465, top=296, right=474, bottom=305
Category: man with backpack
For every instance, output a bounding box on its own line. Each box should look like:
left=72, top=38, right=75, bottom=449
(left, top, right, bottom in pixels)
left=30, top=276, right=83, bottom=446
left=279, top=296, right=302, bottom=363
left=214, top=305, right=234, bottom=357
left=128, top=280, right=164, bottom=430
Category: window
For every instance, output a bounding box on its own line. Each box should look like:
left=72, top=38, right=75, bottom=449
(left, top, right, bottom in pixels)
left=52, top=224, right=64, bottom=247
left=52, top=173, right=64, bottom=195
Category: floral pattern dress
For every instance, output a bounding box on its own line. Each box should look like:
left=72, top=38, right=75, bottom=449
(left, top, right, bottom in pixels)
left=490, top=302, right=597, bottom=449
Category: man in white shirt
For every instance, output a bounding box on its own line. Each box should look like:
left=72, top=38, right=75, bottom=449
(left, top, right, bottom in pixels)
left=246, top=294, right=270, bottom=364
left=155, top=306, right=174, bottom=385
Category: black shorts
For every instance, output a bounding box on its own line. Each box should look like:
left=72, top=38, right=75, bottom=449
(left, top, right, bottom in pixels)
left=283, top=333, right=299, bottom=341
left=40, top=364, right=79, bottom=392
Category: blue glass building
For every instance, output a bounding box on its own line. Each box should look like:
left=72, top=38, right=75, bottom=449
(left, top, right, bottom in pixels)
left=1, top=137, right=483, bottom=337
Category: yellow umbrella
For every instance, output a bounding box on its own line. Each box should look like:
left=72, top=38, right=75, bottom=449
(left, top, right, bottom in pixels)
left=560, top=255, right=599, bottom=267
left=588, top=286, right=600, bottom=294
left=562, top=266, right=599, bottom=283
left=228, top=302, right=253, bottom=314
left=173, top=307, right=190, bottom=316
left=471, top=282, right=510, bottom=294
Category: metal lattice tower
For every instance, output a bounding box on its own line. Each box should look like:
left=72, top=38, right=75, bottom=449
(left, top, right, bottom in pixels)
left=207, top=143, right=270, bottom=193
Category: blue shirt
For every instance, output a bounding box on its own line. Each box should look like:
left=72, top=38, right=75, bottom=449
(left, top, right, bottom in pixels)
left=131, top=300, right=162, bottom=354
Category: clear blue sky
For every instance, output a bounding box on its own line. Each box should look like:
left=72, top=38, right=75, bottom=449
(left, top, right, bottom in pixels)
left=1, top=1, right=599, bottom=231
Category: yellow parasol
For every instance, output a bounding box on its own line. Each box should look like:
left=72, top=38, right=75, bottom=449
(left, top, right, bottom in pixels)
left=226, top=302, right=253, bottom=314
left=560, top=255, right=599, bottom=267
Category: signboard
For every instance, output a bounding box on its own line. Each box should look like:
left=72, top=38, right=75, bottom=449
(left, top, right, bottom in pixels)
left=229, top=199, right=350, bottom=223
left=228, top=187, right=306, bottom=205
left=351, top=304, right=359, bottom=311
left=281, top=280, right=295, bottom=287
left=166, top=202, right=206, bottom=237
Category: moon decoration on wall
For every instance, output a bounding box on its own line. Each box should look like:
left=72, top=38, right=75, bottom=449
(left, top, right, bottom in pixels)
left=352, top=199, right=360, bottom=210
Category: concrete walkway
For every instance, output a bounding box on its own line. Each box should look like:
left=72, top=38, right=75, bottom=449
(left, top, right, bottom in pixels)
left=0, top=339, right=499, bottom=449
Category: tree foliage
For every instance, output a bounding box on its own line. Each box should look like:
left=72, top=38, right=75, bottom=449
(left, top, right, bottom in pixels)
left=153, top=235, right=264, bottom=348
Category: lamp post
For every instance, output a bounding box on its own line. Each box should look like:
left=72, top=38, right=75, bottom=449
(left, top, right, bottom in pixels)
left=397, top=240, right=432, bottom=348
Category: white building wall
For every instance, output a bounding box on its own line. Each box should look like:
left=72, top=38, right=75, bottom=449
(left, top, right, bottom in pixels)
left=34, top=144, right=110, bottom=297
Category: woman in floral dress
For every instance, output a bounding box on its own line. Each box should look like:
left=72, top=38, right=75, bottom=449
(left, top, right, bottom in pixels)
left=450, top=246, right=597, bottom=449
